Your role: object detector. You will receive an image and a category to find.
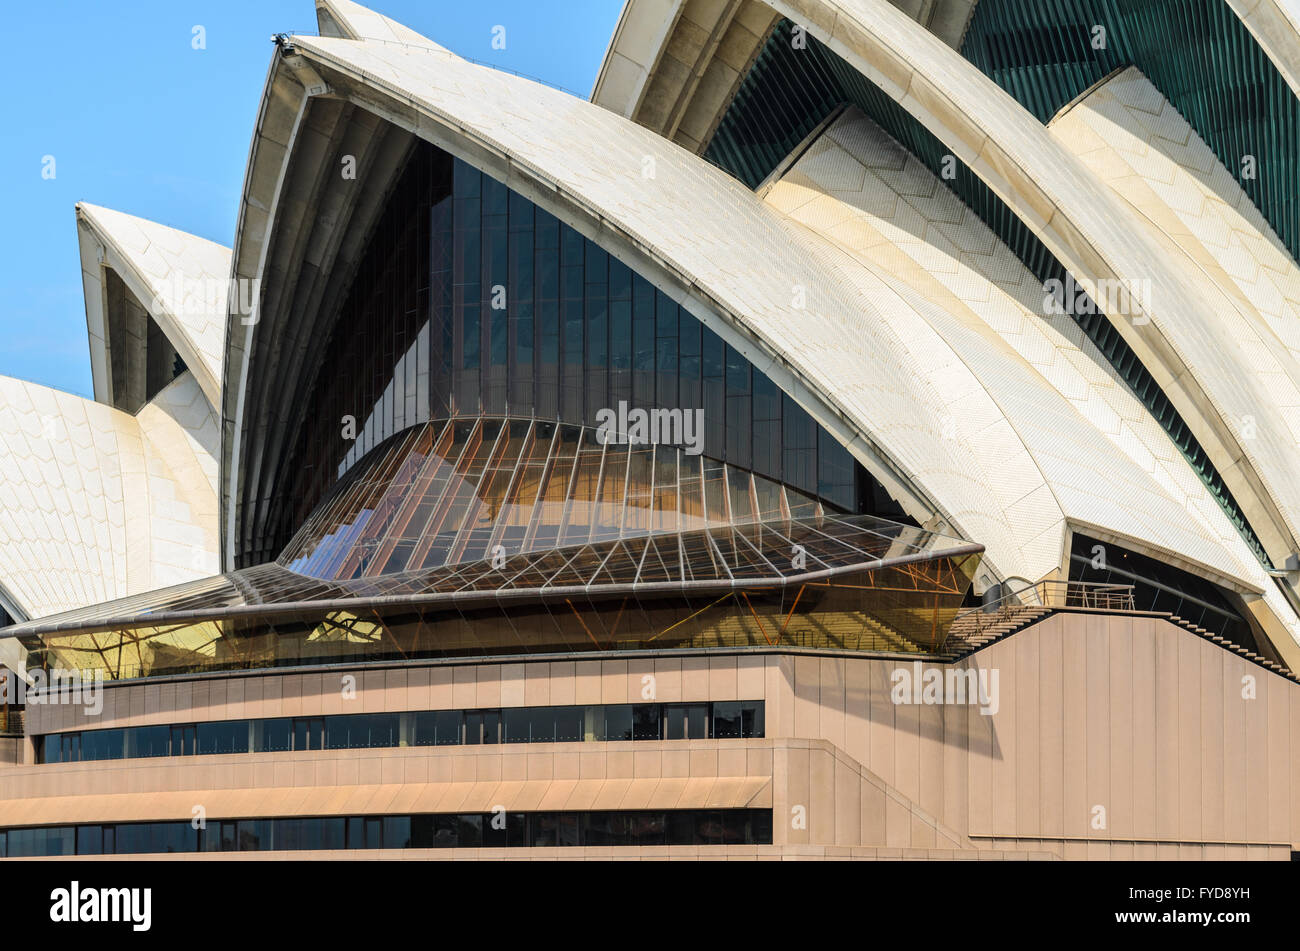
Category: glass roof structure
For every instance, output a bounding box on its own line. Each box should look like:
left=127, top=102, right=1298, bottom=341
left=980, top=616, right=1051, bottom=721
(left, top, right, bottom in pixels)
left=2, top=512, right=981, bottom=681
left=280, top=415, right=837, bottom=580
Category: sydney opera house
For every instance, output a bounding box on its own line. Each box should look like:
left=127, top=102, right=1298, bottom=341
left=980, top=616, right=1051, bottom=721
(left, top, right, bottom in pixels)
left=0, top=0, right=1299, bottom=859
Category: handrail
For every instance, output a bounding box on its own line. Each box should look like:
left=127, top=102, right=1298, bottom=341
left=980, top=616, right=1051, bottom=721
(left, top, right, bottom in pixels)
left=957, top=579, right=1136, bottom=614
left=945, top=580, right=1137, bottom=648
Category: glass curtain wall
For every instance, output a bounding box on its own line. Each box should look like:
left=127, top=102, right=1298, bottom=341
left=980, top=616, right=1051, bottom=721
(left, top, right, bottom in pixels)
left=268, top=140, right=903, bottom=564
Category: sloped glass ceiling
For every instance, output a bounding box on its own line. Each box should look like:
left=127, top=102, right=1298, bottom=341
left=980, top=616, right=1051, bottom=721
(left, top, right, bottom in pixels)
left=240, top=141, right=907, bottom=566
left=7, top=512, right=982, bottom=680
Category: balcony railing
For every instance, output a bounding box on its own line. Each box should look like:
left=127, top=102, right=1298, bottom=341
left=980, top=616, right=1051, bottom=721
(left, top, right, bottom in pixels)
left=998, top=580, right=1136, bottom=611
left=944, top=580, right=1136, bottom=649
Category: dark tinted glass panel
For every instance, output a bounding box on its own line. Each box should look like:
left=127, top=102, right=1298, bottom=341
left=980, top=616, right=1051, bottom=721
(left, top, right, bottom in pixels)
left=254, top=718, right=292, bottom=753
left=2, top=810, right=772, bottom=854
left=197, top=721, right=248, bottom=755
left=76, top=826, right=102, bottom=855
left=38, top=701, right=766, bottom=763
left=631, top=705, right=660, bottom=741
left=665, top=704, right=709, bottom=740
left=602, top=705, right=633, bottom=742
left=125, top=725, right=170, bottom=759
left=502, top=707, right=531, bottom=744
left=554, top=706, right=584, bottom=743
left=261, top=140, right=898, bottom=575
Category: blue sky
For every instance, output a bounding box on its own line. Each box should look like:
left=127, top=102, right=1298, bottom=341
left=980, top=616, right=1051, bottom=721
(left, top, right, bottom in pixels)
left=0, top=0, right=624, bottom=398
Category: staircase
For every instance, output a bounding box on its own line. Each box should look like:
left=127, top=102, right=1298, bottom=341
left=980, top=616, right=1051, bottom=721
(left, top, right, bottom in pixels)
left=942, top=604, right=1053, bottom=657
left=1166, top=614, right=1298, bottom=684
left=941, top=589, right=1298, bottom=684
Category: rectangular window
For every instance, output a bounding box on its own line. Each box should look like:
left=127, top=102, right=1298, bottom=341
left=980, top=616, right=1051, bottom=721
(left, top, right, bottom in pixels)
left=34, top=701, right=765, bottom=766
left=602, top=704, right=633, bottom=741
left=253, top=718, right=291, bottom=753
left=198, top=720, right=249, bottom=755
left=554, top=705, right=584, bottom=743
left=76, top=825, right=102, bottom=855
left=126, top=725, right=170, bottom=759
left=292, top=717, right=324, bottom=751
left=664, top=703, right=709, bottom=740
left=502, top=707, right=532, bottom=744
left=631, top=704, right=661, bottom=741
left=413, top=710, right=461, bottom=746
left=0, top=808, right=773, bottom=855
left=710, top=701, right=765, bottom=739
left=383, top=816, right=412, bottom=850
left=171, top=724, right=197, bottom=756
left=464, top=709, right=501, bottom=745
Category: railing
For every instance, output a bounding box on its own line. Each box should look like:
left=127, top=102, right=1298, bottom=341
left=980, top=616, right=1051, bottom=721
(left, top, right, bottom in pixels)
left=945, top=580, right=1136, bottom=648
left=1009, top=580, right=1136, bottom=611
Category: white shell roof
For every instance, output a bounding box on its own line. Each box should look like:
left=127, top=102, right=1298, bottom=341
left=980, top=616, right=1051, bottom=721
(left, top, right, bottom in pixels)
left=768, top=108, right=1288, bottom=617
left=226, top=2, right=1294, bottom=634
left=314, top=0, right=446, bottom=47
left=76, top=202, right=229, bottom=410
left=277, top=8, right=1036, bottom=577
left=1051, top=67, right=1300, bottom=390
left=767, top=0, right=1300, bottom=567
left=0, top=373, right=218, bottom=620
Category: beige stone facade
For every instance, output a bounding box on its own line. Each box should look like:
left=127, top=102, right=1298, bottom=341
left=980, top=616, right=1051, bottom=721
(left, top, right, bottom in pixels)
left=5, top=613, right=1296, bottom=859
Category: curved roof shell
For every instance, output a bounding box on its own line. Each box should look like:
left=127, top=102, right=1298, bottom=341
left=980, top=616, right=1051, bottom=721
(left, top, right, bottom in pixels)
left=767, top=108, right=1300, bottom=645
left=0, top=373, right=219, bottom=624
left=588, top=0, right=1300, bottom=627
left=76, top=203, right=229, bottom=411
left=223, top=1, right=1020, bottom=580
left=211, top=2, right=1300, bottom=649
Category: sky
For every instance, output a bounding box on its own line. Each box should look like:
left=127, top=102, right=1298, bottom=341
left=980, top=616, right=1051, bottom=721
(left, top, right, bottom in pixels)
left=0, top=0, right=624, bottom=398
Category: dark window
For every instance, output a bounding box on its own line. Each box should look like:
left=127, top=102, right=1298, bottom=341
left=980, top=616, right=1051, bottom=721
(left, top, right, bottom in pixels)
left=712, top=701, right=764, bottom=739
left=293, top=717, right=324, bottom=751
left=197, top=720, right=248, bottom=755
left=75, top=825, right=102, bottom=855
left=171, top=724, right=196, bottom=756
left=413, top=710, right=461, bottom=746
left=1, top=809, right=772, bottom=855
left=126, top=725, right=170, bottom=759
left=631, top=705, right=660, bottom=741
left=602, top=704, right=633, bottom=741
left=80, top=728, right=122, bottom=762
left=254, top=718, right=291, bottom=753
left=36, top=701, right=764, bottom=763
left=664, top=704, right=708, bottom=740
left=554, top=706, right=584, bottom=743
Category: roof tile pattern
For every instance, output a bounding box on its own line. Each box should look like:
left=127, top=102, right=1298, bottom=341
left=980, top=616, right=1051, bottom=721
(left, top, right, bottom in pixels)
left=243, top=20, right=1026, bottom=579
left=1051, top=67, right=1300, bottom=387
left=0, top=374, right=218, bottom=620
left=766, top=109, right=1300, bottom=642
left=76, top=203, right=229, bottom=408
